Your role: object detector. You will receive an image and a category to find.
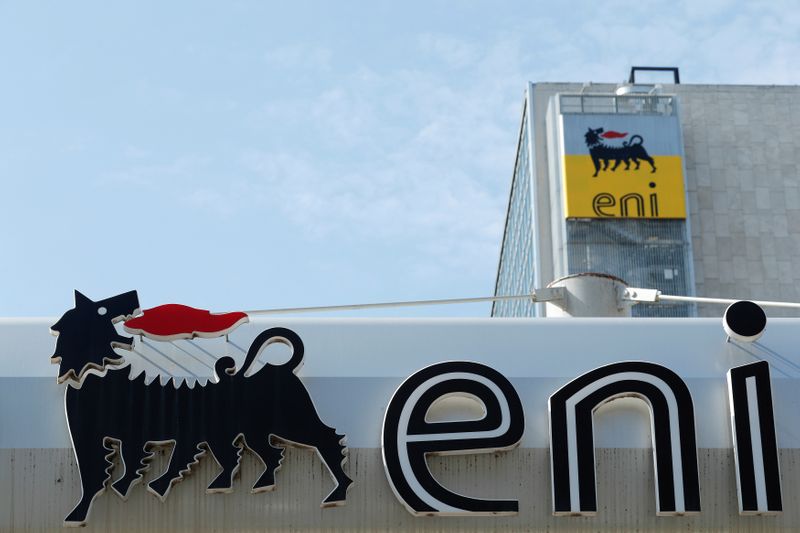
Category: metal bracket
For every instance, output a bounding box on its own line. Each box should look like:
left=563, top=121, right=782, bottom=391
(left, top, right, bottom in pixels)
left=532, top=287, right=565, bottom=303
left=621, top=287, right=661, bottom=303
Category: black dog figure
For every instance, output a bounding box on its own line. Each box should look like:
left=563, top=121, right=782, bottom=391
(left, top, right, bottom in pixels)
left=584, top=127, right=657, bottom=177
left=50, top=290, right=352, bottom=527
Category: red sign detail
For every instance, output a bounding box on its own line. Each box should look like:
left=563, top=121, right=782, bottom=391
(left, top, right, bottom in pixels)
left=123, top=304, right=248, bottom=341
left=601, top=130, right=628, bottom=139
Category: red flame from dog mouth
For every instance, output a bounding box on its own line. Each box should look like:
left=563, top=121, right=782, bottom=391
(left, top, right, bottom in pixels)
left=124, top=304, right=248, bottom=341
left=601, top=130, right=628, bottom=139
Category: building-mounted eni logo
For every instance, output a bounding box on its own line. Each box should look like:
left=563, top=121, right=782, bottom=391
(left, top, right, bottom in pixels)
left=560, top=114, right=687, bottom=219
left=584, top=128, right=657, bottom=177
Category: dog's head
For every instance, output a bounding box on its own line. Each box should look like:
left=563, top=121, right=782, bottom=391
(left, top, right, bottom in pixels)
left=50, top=290, right=141, bottom=384
left=585, top=127, right=603, bottom=146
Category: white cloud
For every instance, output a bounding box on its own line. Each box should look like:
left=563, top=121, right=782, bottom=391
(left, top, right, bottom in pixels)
left=123, top=144, right=150, bottom=159
left=418, top=33, right=478, bottom=68
left=311, top=88, right=378, bottom=145
left=229, top=36, right=531, bottom=279
left=102, top=155, right=211, bottom=188
left=263, top=44, right=333, bottom=71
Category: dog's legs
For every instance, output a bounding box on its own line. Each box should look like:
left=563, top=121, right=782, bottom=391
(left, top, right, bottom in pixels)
left=64, top=438, right=112, bottom=526
left=591, top=155, right=601, bottom=177
left=111, top=440, right=150, bottom=500
left=644, top=155, right=656, bottom=173
left=314, top=429, right=353, bottom=506
left=206, top=438, right=243, bottom=493
left=245, top=437, right=285, bottom=492
left=611, top=157, right=622, bottom=171
left=148, top=441, right=202, bottom=501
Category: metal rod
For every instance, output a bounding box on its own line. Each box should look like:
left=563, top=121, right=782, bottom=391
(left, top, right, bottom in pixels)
left=243, top=294, right=534, bottom=315
left=658, top=294, right=800, bottom=309
left=241, top=292, right=800, bottom=316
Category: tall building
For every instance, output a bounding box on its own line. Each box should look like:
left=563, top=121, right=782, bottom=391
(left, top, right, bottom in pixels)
left=493, top=71, right=800, bottom=317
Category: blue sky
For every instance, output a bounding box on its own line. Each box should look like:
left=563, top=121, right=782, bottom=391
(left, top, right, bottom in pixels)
left=1, top=0, right=798, bottom=317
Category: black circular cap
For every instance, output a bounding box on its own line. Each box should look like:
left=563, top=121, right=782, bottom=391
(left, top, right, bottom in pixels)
left=724, top=301, right=767, bottom=338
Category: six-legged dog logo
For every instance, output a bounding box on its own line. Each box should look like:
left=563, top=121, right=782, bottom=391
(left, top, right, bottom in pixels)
left=584, top=127, right=657, bottom=177
left=50, top=290, right=352, bottom=527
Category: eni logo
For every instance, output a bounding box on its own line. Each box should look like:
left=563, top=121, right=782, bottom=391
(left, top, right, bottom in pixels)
left=562, top=125, right=686, bottom=219
left=50, top=291, right=352, bottom=527
left=562, top=120, right=686, bottom=219
left=592, top=181, right=659, bottom=217
left=584, top=127, right=657, bottom=177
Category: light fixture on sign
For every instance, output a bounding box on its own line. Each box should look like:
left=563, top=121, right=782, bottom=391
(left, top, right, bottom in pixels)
left=723, top=301, right=767, bottom=343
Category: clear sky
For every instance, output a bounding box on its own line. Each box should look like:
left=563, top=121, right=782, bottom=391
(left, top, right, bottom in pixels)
left=1, top=0, right=798, bottom=317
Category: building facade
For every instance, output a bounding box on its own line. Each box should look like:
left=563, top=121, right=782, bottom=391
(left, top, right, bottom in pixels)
left=493, top=81, right=800, bottom=317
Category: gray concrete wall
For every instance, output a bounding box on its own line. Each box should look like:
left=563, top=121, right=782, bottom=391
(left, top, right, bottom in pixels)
left=529, top=83, right=800, bottom=317
left=678, top=85, right=800, bottom=316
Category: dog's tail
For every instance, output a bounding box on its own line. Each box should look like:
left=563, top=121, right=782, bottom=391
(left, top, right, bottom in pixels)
left=628, top=134, right=644, bottom=146
left=238, top=327, right=305, bottom=376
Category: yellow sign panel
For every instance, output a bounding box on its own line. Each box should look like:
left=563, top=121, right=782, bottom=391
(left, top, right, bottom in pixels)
left=563, top=155, right=686, bottom=219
